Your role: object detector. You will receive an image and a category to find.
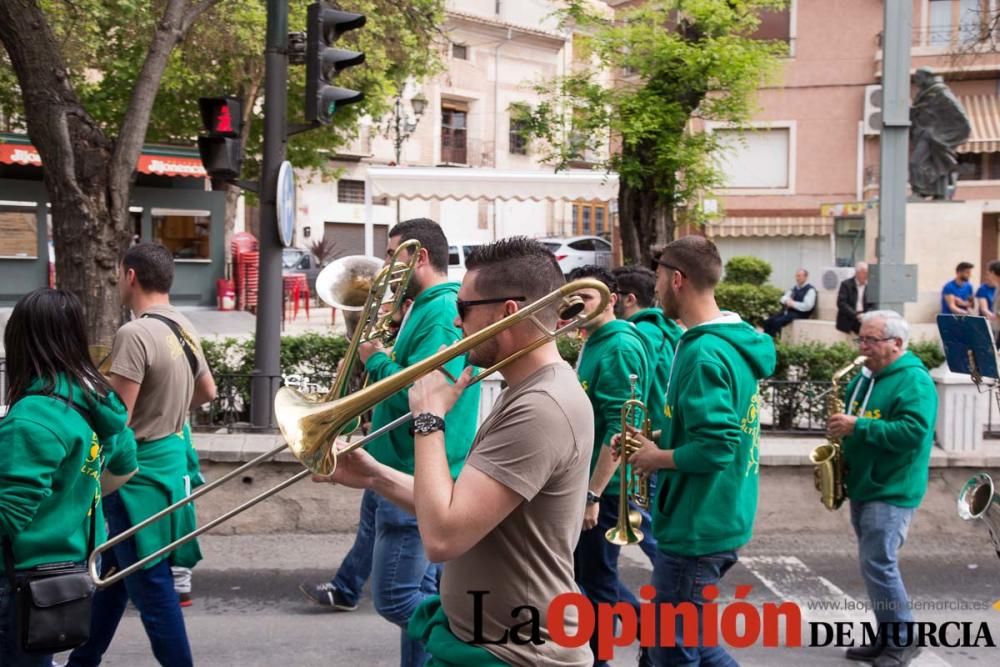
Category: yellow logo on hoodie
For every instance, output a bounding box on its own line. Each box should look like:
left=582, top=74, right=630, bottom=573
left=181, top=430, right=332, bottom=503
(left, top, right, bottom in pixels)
left=742, top=392, right=762, bottom=477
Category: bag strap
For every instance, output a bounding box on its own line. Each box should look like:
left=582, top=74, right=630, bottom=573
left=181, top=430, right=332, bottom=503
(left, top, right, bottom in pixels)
left=141, top=312, right=199, bottom=379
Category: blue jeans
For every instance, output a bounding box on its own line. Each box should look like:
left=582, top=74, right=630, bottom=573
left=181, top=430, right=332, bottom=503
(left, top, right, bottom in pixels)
left=369, top=492, right=439, bottom=667
left=67, top=492, right=193, bottom=667
left=850, top=500, right=915, bottom=646
left=331, top=488, right=377, bottom=606
left=650, top=549, right=740, bottom=667
left=0, top=572, right=57, bottom=667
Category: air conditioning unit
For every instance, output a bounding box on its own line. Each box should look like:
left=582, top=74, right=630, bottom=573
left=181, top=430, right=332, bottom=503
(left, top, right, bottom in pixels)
left=821, top=266, right=856, bottom=291
left=863, top=84, right=882, bottom=136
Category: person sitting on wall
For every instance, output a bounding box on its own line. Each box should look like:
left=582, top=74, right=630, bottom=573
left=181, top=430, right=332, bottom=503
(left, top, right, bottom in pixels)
left=941, top=261, right=975, bottom=315
left=762, top=268, right=817, bottom=338
left=836, top=262, right=873, bottom=335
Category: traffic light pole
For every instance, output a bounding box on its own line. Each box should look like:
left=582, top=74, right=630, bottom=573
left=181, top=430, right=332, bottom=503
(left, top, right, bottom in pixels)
left=250, top=0, right=288, bottom=428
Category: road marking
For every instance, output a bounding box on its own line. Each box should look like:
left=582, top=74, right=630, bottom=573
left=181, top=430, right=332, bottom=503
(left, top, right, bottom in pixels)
left=741, top=556, right=952, bottom=667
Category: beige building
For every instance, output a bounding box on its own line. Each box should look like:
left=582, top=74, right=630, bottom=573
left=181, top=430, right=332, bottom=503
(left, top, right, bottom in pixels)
left=292, top=0, right=617, bottom=264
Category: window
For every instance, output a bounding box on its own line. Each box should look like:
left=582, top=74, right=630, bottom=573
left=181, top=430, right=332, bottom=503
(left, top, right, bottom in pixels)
left=337, top=179, right=366, bottom=204
left=594, top=238, right=612, bottom=252
left=928, top=0, right=988, bottom=46
left=958, top=152, right=1000, bottom=180
left=542, top=241, right=562, bottom=253
left=448, top=245, right=460, bottom=265
left=441, top=103, right=468, bottom=164
left=568, top=238, right=596, bottom=251
left=0, top=202, right=37, bottom=258
left=715, top=127, right=791, bottom=189
left=752, top=5, right=791, bottom=43
left=509, top=105, right=530, bottom=156
left=152, top=208, right=211, bottom=260
left=571, top=201, right=610, bottom=236
left=451, top=43, right=468, bottom=60
left=834, top=217, right=865, bottom=267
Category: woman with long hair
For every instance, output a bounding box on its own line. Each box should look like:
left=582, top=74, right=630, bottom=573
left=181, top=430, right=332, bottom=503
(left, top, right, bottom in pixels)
left=0, top=288, right=137, bottom=666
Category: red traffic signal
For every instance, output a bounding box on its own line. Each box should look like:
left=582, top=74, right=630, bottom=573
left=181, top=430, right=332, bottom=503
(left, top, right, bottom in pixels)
left=199, top=97, right=243, bottom=137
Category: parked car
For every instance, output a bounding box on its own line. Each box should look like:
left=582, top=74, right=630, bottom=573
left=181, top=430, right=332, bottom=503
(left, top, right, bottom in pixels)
left=282, top=248, right=323, bottom=296
left=447, top=244, right=481, bottom=283
left=540, top=235, right=614, bottom=274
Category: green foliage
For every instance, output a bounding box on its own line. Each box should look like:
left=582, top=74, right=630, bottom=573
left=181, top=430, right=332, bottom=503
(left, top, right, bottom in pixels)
left=723, top=256, right=772, bottom=286
left=715, top=283, right=783, bottom=328
left=909, top=340, right=945, bottom=370
left=520, top=0, right=788, bottom=239
left=556, top=335, right=583, bottom=367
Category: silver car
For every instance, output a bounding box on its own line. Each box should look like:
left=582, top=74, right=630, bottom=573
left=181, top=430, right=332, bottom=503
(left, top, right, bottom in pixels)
left=541, top=235, right=614, bottom=274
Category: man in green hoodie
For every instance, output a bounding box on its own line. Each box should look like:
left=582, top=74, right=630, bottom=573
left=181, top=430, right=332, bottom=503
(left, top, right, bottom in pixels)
left=303, top=218, right=480, bottom=666
left=622, top=237, right=776, bottom=666
left=567, top=264, right=651, bottom=666
left=827, top=310, right=936, bottom=667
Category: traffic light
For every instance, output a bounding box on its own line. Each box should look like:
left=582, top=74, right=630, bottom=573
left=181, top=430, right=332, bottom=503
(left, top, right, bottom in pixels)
left=305, top=2, right=365, bottom=125
left=197, top=96, right=243, bottom=181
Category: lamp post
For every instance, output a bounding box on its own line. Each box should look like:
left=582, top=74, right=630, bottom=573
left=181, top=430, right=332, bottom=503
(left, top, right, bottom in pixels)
left=388, top=91, right=427, bottom=222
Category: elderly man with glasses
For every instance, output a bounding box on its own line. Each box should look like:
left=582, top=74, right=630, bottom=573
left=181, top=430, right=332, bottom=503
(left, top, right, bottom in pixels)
left=827, top=310, right=938, bottom=667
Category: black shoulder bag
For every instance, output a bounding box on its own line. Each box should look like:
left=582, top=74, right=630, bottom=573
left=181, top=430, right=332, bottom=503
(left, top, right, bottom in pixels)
left=141, top=312, right=200, bottom=378
left=2, top=399, right=99, bottom=654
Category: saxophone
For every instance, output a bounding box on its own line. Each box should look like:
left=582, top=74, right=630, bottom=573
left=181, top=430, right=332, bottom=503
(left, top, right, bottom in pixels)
left=810, top=356, right=867, bottom=511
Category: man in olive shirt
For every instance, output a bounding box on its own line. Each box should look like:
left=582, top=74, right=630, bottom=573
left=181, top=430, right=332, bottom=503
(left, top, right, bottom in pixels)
left=318, top=237, right=594, bottom=666
left=303, top=218, right=480, bottom=666
left=69, top=243, right=216, bottom=667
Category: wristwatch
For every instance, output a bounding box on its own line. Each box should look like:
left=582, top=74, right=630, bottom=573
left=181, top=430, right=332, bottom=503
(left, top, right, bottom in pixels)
left=410, top=412, right=446, bottom=437
left=586, top=491, right=601, bottom=505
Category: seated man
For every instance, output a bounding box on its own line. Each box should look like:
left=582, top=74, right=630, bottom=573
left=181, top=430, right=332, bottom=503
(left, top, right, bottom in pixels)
left=836, top=262, right=872, bottom=335
left=942, top=261, right=976, bottom=315
left=762, top=268, right=817, bottom=337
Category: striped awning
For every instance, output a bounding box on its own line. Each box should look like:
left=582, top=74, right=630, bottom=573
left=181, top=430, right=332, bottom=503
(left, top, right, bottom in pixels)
left=957, top=95, right=1000, bottom=154
left=706, top=216, right=832, bottom=238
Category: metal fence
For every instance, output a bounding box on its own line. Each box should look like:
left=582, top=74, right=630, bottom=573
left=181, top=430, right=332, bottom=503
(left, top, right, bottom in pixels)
left=758, top=379, right=832, bottom=434
left=189, top=372, right=334, bottom=433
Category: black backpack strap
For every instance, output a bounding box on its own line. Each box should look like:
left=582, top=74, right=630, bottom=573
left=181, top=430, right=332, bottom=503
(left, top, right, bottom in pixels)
left=141, top=313, right=200, bottom=379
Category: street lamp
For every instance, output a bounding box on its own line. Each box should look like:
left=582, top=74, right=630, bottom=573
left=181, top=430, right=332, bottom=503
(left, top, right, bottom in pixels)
left=390, top=91, right=428, bottom=164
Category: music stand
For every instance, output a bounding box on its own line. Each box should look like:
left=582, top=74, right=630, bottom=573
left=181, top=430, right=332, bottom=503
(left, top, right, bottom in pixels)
left=936, top=314, right=1000, bottom=388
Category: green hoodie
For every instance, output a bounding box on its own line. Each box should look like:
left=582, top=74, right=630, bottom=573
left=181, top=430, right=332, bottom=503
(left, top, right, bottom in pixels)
left=0, top=377, right=137, bottom=570
left=366, top=281, right=480, bottom=478
left=628, top=308, right=684, bottom=436
left=576, top=318, right=650, bottom=496
left=841, top=351, right=937, bottom=507
left=654, top=315, right=776, bottom=556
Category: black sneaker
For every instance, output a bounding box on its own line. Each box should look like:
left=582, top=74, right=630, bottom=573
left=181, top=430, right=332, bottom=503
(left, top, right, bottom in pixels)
left=845, top=643, right=885, bottom=663
left=637, top=647, right=653, bottom=667
left=873, top=646, right=922, bottom=667
left=298, top=581, right=358, bottom=611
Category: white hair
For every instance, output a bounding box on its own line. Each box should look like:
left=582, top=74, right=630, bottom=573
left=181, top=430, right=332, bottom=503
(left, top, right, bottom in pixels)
left=855, top=261, right=869, bottom=272
left=860, top=309, right=910, bottom=350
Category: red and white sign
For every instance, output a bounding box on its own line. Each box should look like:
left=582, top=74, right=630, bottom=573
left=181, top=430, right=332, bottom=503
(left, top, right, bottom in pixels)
left=0, top=142, right=207, bottom=178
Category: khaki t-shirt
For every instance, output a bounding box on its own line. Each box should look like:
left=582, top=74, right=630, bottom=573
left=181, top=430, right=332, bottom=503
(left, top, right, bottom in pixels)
left=110, top=304, right=208, bottom=442
left=440, top=362, right=594, bottom=667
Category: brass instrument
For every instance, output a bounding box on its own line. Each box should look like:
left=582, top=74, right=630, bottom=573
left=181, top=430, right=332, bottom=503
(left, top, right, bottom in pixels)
left=606, top=374, right=650, bottom=546
left=810, top=355, right=867, bottom=511
left=958, top=473, right=1000, bottom=559
left=88, top=278, right=611, bottom=588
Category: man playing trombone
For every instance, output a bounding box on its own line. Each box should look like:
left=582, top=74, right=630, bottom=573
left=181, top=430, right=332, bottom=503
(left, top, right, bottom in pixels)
left=301, top=219, right=480, bottom=666
left=316, top=237, right=595, bottom=666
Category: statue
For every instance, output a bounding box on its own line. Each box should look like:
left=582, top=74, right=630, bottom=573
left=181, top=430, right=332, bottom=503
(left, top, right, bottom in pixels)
left=909, top=68, right=972, bottom=200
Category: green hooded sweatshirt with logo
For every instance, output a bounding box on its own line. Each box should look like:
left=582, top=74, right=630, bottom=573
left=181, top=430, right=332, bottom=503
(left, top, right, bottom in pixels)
left=0, top=376, right=137, bottom=570
left=628, top=308, right=684, bottom=437
left=576, top=318, right=650, bottom=496
left=365, top=281, right=480, bottom=478
left=841, top=351, right=937, bottom=508
left=654, top=315, right=776, bottom=556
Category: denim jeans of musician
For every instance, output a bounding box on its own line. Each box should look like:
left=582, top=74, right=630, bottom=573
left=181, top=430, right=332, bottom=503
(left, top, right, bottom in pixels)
left=66, top=492, right=193, bottom=667
left=369, top=492, right=440, bottom=667
left=850, top=500, right=916, bottom=647
left=0, top=572, right=56, bottom=667
left=649, top=549, right=740, bottom=667
left=331, top=488, right=378, bottom=607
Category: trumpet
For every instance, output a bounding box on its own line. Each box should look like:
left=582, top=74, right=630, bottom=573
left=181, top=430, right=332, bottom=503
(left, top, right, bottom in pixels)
left=958, top=473, right=1000, bottom=559
left=87, top=278, right=611, bottom=588
left=606, top=374, right=650, bottom=546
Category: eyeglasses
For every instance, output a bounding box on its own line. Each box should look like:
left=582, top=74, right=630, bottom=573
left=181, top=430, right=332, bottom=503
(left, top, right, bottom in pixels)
left=652, top=259, right=687, bottom=278
left=854, top=336, right=894, bottom=346
left=456, top=296, right=526, bottom=320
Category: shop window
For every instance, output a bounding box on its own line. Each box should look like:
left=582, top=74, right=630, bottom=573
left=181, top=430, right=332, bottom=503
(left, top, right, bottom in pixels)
left=0, top=202, right=38, bottom=258
left=152, top=208, right=211, bottom=260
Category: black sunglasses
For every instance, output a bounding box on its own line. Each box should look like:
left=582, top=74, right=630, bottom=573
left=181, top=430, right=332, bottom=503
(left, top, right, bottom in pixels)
left=651, top=259, right=687, bottom=278
left=456, top=296, right=526, bottom=319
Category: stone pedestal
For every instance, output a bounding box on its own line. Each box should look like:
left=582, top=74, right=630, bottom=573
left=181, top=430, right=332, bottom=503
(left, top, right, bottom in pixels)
left=930, top=364, right=986, bottom=452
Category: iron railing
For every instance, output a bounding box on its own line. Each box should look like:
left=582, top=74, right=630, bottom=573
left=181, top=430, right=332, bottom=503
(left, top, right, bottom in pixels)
left=189, top=372, right=334, bottom=433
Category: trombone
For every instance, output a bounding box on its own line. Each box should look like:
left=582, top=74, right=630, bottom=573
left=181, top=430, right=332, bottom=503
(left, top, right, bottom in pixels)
left=958, top=472, right=1000, bottom=559
left=88, top=278, right=611, bottom=588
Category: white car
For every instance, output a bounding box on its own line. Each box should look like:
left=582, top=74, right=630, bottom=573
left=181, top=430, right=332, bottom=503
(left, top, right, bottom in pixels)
left=540, top=236, right=614, bottom=274
left=447, top=244, right=481, bottom=283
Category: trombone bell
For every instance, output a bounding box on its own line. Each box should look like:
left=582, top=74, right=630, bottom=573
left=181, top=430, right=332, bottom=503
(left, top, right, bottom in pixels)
left=315, top=255, right=387, bottom=311
left=958, top=473, right=1000, bottom=559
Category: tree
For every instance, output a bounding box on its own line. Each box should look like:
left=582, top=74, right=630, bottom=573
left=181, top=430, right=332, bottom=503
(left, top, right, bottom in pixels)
left=0, top=0, right=443, bottom=344
left=518, top=0, right=787, bottom=265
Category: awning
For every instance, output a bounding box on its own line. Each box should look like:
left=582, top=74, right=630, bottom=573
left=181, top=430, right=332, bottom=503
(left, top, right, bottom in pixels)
left=366, top=166, right=619, bottom=203
left=706, top=216, right=832, bottom=238
left=0, top=141, right=207, bottom=178
left=957, top=95, right=1000, bottom=154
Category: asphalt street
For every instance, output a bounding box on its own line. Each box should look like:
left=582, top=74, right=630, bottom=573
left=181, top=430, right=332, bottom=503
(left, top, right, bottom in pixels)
left=54, top=532, right=1000, bottom=667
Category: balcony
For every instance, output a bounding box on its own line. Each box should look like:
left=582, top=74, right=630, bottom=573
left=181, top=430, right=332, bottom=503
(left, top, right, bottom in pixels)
left=875, top=24, right=1000, bottom=78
